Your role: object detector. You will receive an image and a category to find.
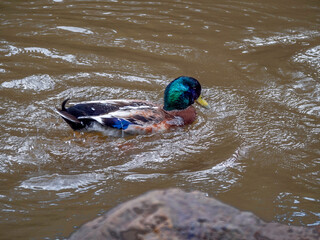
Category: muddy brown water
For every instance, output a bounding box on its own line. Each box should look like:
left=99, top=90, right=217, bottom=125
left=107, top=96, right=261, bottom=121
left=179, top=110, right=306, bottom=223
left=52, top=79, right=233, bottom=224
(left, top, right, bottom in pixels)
left=0, top=0, right=319, bottom=239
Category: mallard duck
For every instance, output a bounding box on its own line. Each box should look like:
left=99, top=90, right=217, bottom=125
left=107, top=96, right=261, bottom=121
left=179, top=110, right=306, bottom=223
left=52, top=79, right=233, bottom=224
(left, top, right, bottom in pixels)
left=56, top=76, right=208, bottom=136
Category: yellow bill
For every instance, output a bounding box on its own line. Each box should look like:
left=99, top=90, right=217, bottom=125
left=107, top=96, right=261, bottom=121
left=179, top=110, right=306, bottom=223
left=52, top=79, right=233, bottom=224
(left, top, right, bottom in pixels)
left=196, top=95, right=209, bottom=108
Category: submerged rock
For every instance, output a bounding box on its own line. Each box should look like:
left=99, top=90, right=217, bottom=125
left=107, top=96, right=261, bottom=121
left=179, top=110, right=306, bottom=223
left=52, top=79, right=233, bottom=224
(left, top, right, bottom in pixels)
left=69, top=188, right=319, bottom=240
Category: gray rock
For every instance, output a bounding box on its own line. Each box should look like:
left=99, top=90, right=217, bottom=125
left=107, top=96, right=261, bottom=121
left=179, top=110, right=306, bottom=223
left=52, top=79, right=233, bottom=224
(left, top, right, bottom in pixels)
left=69, top=188, right=320, bottom=240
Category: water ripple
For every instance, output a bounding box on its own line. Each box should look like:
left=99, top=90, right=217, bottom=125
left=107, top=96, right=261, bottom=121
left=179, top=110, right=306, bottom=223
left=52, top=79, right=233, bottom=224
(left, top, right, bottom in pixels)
left=225, top=30, right=320, bottom=53
left=1, top=74, right=55, bottom=92
left=292, top=45, right=320, bottom=77
left=57, top=26, right=94, bottom=35
left=20, top=172, right=105, bottom=191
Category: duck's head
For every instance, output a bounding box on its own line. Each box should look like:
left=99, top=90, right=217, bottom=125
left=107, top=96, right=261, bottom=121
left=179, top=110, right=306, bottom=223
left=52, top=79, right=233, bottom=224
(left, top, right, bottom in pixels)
left=163, top=76, right=208, bottom=111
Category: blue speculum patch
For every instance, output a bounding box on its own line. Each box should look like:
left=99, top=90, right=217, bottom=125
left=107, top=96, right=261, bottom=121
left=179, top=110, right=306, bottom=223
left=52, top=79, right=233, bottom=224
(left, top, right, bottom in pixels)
left=110, top=118, right=132, bottom=130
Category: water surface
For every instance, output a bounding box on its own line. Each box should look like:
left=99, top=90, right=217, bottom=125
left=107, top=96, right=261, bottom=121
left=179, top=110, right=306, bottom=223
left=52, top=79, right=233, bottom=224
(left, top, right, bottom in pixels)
left=0, top=0, right=319, bottom=239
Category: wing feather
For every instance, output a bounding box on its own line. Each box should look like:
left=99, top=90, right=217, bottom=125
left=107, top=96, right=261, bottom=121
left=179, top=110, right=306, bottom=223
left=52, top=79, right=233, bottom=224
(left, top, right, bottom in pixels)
left=68, top=100, right=164, bottom=130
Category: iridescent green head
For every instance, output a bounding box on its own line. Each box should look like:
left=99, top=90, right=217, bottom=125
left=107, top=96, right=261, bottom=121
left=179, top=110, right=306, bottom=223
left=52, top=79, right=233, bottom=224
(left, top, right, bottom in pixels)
left=163, top=76, right=208, bottom=111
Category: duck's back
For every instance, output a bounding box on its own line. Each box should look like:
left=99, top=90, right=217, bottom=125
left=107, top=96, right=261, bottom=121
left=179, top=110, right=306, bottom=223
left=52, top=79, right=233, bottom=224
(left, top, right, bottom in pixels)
left=56, top=99, right=183, bottom=135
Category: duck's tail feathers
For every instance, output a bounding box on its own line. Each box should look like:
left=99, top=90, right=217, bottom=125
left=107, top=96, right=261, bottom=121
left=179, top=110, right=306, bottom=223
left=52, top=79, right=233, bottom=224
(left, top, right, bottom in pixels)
left=61, top=98, right=70, bottom=111
left=56, top=98, right=85, bottom=130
